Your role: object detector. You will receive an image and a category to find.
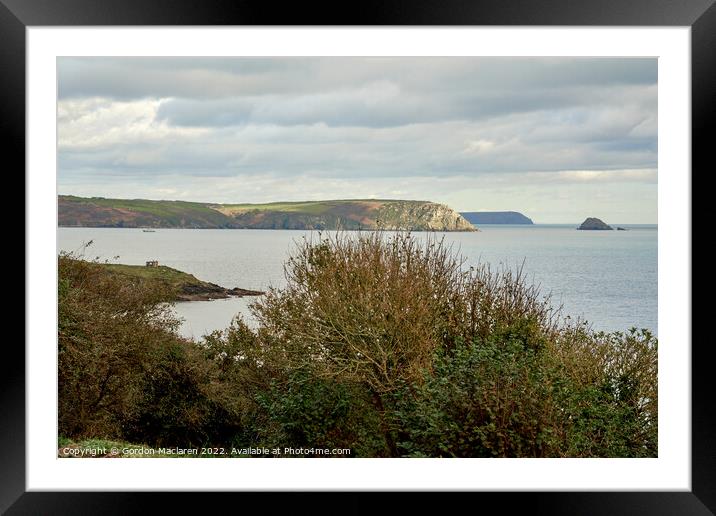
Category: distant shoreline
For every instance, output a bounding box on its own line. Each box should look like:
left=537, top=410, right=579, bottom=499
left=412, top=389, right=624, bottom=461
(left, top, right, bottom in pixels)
left=57, top=195, right=476, bottom=232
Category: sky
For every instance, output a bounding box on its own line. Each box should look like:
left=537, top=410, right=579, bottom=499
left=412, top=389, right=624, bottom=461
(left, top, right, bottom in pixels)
left=57, top=57, right=657, bottom=223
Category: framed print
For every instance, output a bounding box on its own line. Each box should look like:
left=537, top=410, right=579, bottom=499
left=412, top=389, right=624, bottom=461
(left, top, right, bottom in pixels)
left=6, top=0, right=714, bottom=513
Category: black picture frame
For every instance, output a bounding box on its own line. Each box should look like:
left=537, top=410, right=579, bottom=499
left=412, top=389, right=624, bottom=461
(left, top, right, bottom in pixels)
left=6, top=0, right=712, bottom=513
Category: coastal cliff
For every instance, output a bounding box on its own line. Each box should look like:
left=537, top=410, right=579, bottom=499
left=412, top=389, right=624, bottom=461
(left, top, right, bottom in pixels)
left=58, top=196, right=476, bottom=232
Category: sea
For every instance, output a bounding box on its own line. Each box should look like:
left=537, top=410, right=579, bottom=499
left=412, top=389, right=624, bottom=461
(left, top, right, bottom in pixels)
left=57, top=225, right=658, bottom=340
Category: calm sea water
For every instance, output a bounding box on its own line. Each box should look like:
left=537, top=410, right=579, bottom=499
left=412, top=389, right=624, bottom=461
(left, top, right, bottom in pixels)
left=57, top=225, right=657, bottom=340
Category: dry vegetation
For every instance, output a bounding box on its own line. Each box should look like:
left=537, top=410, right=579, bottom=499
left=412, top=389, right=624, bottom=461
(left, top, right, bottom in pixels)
left=58, top=232, right=657, bottom=457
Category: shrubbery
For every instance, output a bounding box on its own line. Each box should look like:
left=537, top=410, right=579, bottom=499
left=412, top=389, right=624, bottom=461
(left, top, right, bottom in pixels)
left=58, top=232, right=657, bottom=457
left=393, top=336, right=560, bottom=457
left=58, top=253, right=244, bottom=446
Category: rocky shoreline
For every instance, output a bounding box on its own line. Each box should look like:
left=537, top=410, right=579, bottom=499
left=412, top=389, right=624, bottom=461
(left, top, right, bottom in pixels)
left=177, top=282, right=264, bottom=302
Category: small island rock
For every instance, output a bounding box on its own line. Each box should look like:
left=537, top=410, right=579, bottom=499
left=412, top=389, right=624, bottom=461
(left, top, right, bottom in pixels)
left=578, top=217, right=613, bottom=230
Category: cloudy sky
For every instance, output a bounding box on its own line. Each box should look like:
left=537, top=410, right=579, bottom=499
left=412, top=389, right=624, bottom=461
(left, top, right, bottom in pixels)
left=57, top=57, right=657, bottom=223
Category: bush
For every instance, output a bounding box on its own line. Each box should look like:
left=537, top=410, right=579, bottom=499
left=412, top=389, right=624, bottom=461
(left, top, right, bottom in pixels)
left=554, top=328, right=658, bottom=457
left=394, top=335, right=560, bottom=457
left=253, top=370, right=388, bottom=457
left=251, top=232, right=557, bottom=390
left=120, top=339, right=244, bottom=447
left=247, top=231, right=657, bottom=457
left=393, top=327, right=657, bottom=458
left=58, top=253, right=244, bottom=446
left=251, top=232, right=466, bottom=395
left=59, top=253, right=174, bottom=438
left=197, top=317, right=389, bottom=457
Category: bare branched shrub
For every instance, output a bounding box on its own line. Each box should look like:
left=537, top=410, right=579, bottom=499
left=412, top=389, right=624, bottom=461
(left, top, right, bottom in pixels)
left=251, top=231, right=561, bottom=395
left=452, top=262, right=562, bottom=350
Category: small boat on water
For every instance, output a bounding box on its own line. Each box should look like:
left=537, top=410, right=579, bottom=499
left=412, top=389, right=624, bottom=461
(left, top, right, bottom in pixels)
left=142, top=229, right=156, bottom=232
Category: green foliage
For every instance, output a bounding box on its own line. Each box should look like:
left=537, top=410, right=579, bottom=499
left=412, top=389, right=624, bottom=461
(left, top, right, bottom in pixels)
left=197, top=317, right=389, bottom=457
left=393, top=336, right=559, bottom=457
left=393, top=327, right=657, bottom=458
left=120, top=339, right=243, bottom=447
left=257, top=371, right=351, bottom=446
left=554, top=328, right=658, bottom=457
left=253, top=371, right=386, bottom=456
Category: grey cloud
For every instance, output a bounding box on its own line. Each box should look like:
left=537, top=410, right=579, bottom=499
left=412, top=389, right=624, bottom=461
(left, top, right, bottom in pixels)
left=57, top=57, right=658, bottom=222
left=155, top=83, right=654, bottom=130
left=58, top=57, right=656, bottom=101
left=59, top=116, right=656, bottom=184
left=155, top=84, right=437, bottom=128
left=59, top=57, right=658, bottom=132
left=58, top=58, right=307, bottom=100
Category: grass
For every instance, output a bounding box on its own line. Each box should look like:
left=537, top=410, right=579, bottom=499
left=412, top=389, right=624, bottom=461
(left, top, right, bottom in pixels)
left=101, top=263, right=206, bottom=290
left=213, top=199, right=430, bottom=216
left=101, top=263, right=225, bottom=301
left=61, top=195, right=232, bottom=225
left=97, top=262, right=249, bottom=301
left=215, top=201, right=340, bottom=216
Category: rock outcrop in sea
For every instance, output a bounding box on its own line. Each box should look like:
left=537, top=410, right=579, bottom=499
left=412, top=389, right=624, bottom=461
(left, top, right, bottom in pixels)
left=577, top=217, right=613, bottom=230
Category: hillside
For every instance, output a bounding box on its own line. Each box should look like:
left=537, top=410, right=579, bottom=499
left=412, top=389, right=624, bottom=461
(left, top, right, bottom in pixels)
left=460, top=211, right=533, bottom=225
left=58, top=196, right=476, bottom=231
left=100, top=263, right=263, bottom=301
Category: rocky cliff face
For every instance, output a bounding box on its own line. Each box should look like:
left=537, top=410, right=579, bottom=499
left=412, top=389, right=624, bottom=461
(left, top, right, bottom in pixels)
left=229, top=201, right=476, bottom=231
left=377, top=201, right=476, bottom=231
